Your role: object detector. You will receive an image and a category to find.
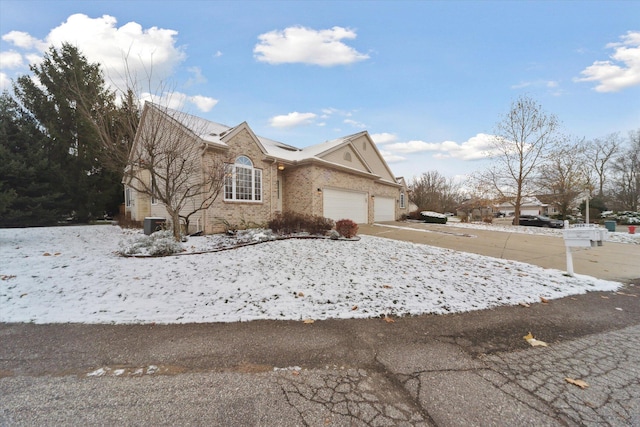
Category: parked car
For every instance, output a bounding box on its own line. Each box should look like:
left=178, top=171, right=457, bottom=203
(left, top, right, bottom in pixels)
left=513, top=215, right=564, bottom=228
left=420, top=211, right=448, bottom=224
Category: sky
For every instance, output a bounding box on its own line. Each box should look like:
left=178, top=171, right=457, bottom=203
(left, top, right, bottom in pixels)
left=0, top=224, right=628, bottom=324
left=0, top=1, right=639, bottom=181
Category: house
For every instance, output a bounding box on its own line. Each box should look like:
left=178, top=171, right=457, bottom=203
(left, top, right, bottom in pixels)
left=124, top=103, right=409, bottom=234
left=456, top=198, right=495, bottom=221
left=495, top=197, right=549, bottom=217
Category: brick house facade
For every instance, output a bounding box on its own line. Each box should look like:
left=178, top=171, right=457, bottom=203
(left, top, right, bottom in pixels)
left=124, top=103, right=409, bottom=234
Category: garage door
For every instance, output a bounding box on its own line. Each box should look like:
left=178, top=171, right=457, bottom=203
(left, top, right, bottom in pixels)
left=323, top=188, right=368, bottom=223
left=374, top=197, right=395, bottom=222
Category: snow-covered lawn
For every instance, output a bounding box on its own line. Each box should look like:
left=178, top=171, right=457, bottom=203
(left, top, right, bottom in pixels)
left=0, top=224, right=622, bottom=324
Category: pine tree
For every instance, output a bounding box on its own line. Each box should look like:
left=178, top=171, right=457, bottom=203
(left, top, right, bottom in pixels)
left=13, top=43, right=124, bottom=221
left=0, top=92, right=66, bottom=226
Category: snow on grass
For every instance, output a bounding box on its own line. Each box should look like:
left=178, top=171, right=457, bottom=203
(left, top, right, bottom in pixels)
left=0, top=224, right=621, bottom=324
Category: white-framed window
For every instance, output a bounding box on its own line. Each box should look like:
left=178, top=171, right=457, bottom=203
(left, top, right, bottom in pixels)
left=400, top=192, right=406, bottom=208
left=151, top=181, right=158, bottom=205
left=125, top=187, right=132, bottom=207
left=224, top=156, right=262, bottom=202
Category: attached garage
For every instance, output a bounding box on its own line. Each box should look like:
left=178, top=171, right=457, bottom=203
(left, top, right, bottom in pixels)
left=374, top=197, right=395, bottom=222
left=323, top=188, right=368, bottom=223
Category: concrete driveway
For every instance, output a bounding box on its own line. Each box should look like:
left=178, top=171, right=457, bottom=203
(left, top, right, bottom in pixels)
left=359, top=221, right=640, bottom=283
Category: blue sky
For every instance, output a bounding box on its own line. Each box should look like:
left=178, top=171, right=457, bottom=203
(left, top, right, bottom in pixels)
left=1, top=1, right=638, bottom=181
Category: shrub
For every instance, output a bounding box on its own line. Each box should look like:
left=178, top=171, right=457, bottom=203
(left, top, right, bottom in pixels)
left=115, top=213, right=143, bottom=230
left=118, top=230, right=184, bottom=256
left=335, top=219, right=358, bottom=238
left=268, top=211, right=334, bottom=235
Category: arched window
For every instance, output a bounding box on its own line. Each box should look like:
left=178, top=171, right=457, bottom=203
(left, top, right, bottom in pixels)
left=343, top=152, right=352, bottom=162
left=224, top=156, right=262, bottom=202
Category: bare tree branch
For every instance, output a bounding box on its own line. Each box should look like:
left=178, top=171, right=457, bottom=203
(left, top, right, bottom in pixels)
left=482, top=95, right=560, bottom=224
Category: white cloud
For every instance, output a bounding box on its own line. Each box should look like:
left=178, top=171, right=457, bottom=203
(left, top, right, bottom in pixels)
left=139, top=91, right=188, bottom=110
left=575, top=31, right=640, bottom=92
left=189, top=95, right=218, bottom=112
left=383, top=133, right=500, bottom=161
left=1, top=14, right=221, bottom=112
left=378, top=149, right=406, bottom=163
left=254, top=26, right=369, bottom=66
left=0, top=72, right=11, bottom=91
left=189, top=95, right=218, bottom=113
left=370, top=132, right=398, bottom=144
left=385, top=140, right=442, bottom=154
left=47, top=14, right=186, bottom=90
left=344, top=118, right=366, bottom=129
left=24, top=53, right=42, bottom=66
left=185, top=66, right=206, bottom=86
left=0, top=50, right=23, bottom=69
left=269, top=112, right=317, bottom=128
left=2, top=30, right=47, bottom=50
left=2, top=14, right=187, bottom=94
left=510, top=79, right=561, bottom=92
left=138, top=91, right=217, bottom=112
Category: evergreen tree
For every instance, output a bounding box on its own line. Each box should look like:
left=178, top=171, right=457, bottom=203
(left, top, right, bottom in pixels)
left=13, top=43, right=123, bottom=221
left=0, top=92, right=66, bottom=226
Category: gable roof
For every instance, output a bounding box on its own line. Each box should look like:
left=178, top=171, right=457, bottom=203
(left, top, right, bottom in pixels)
left=143, top=103, right=399, bottom=185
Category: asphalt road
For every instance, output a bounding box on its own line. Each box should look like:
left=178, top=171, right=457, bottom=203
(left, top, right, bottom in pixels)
left=1, top=223, right=639, bottom=426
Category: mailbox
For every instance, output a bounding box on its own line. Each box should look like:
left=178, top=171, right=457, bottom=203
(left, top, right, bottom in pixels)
left=562, top=224, right=607, bottom=276
left=563, top=227, right=607, bottom=247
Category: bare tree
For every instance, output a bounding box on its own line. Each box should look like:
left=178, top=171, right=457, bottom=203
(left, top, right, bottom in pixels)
left=124, top=103, right=227, bottom=240
left=409, top=171, right=462, bottom=213
left=482, top=95, right=560, bottom=224
left=610, top=129, right=640, bottom=211
left=538, top=141, right=588, bottom=219
left=585, top=133, right=622, bottom=197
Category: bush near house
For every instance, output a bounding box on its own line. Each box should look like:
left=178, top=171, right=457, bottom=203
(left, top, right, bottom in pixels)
left=335, top=219, right=359, bottom=238
left=268, top=212, right=335, bottom=235
left=601, top=211, right=640, bottom=225
left=420, top=211, right=448, bottom=224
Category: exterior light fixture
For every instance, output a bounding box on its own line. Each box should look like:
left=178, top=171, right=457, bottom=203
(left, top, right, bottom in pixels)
left=277, top=163, right=285, bottom=171
left=317, top=188, right=322, bottom=193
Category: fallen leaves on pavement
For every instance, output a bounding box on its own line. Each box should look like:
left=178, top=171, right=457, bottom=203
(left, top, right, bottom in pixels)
left=565, top=377, right=589, bottom=389
left=523, top=332, right=548, bottom=347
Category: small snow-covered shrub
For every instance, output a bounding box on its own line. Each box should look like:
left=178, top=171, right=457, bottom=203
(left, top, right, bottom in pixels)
left=335, top=219, right=358, bottom=238
left=119, top=230, right=184, bottom=256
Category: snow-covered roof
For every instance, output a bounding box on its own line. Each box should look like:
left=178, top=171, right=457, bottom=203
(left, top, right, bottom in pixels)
left=153, top=104, right=385, bottom=169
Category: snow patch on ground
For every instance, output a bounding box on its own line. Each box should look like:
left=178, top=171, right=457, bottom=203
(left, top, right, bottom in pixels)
left=0, top=225, right=622, bottom=324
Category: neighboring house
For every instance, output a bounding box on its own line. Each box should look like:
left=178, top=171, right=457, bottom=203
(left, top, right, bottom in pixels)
left=456, top=198, right=494, bottom=220
left=395, top=177, right=414, bottom=218
left=495, top=197, right=549, bottom=216
left=124, top=103, right=406, bottom=234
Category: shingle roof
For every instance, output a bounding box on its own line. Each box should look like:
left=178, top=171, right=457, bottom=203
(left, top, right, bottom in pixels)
left=155, top=103, right=370, bottom=164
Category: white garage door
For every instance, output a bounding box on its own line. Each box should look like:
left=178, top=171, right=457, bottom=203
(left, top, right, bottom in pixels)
left=374, top=197, right=395, bottom=222
left=323, top=188, right=368, bottom=223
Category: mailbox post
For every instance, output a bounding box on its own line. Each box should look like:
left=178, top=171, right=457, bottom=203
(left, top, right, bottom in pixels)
left=562, top=221, right=607, bottom=276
